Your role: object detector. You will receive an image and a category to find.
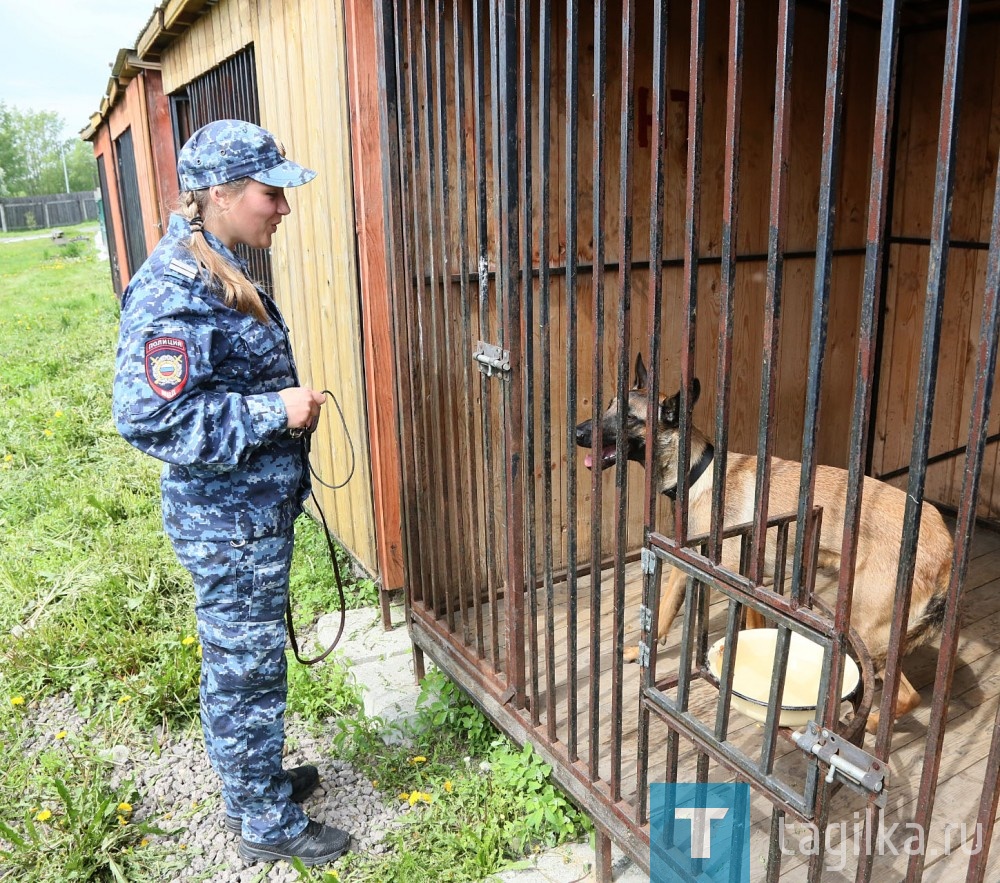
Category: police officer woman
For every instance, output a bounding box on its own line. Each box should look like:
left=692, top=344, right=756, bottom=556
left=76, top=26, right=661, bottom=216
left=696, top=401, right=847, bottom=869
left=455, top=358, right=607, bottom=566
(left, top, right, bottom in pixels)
left=113, top=120, right=348, bottom=867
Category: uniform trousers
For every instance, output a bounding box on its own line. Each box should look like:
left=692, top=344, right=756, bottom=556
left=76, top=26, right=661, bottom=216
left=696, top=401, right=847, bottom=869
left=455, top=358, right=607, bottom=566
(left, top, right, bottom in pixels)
left=171, top=526, right=308, bottom=845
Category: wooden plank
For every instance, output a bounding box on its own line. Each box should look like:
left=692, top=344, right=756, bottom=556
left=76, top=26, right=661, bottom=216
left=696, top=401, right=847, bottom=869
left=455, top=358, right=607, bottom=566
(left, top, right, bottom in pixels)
left=340, top=0, right=405, bottom=589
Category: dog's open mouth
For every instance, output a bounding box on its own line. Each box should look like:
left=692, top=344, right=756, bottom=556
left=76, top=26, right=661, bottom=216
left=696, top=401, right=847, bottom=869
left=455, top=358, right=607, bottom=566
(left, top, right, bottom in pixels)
left=584, top=444, right=617, bottom=469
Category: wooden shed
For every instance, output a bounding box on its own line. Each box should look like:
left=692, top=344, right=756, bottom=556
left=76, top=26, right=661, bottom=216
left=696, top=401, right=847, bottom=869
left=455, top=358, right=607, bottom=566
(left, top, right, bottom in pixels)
left=82, top=0, right=404, bottom=618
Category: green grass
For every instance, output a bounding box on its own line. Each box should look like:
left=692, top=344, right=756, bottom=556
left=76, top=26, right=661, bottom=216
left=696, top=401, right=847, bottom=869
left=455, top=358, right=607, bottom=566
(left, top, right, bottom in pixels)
left=0, top=231, right=590, bottom=881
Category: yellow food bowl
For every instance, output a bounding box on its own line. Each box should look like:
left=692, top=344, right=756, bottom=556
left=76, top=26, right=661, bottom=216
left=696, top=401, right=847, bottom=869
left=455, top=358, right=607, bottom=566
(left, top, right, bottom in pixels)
left=707, top=628, right=860, bottom=728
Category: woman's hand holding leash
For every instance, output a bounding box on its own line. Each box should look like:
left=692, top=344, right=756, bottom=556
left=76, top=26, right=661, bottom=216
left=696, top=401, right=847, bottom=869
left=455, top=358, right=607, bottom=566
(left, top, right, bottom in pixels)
left=280, top=387, right=326, bottom=437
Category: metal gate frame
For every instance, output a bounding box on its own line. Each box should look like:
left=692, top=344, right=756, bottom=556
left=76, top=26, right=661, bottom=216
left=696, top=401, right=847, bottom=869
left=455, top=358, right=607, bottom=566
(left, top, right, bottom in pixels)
left=374, top=1, right=1000, bottom=880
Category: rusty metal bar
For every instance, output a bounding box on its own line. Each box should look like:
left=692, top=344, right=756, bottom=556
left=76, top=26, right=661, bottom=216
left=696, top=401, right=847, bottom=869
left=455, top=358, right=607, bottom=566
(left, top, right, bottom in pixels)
left=871, top=0, right=967, bottom=763
left=792, top=0, right=848, bottom=612
left=375, top=0, right=423, bottom=621
left=430, top=0, right=465, bottom=637
left=709, top=0, right=745, bottom=565
left=673, top=0, right=705, bottom=546
left=750, top=0, right=795, bottom=587
left=860, top=0, right=967, bottom=878
left=416, top=0, right=452, bottom=624
left=903, top=16, right=999, bottom=883
left=537, top=0, right=557, bottom=743
left=587, top=0, right=608, bottom=784
left=471, top=0, right=502, bottom=670
left=498, top=0, right=525, bottom=709
left=637, top=0, right=668, bottom=829
left=801, top=3, right=849, bottom=876
left=832, top=4, right=902, bottom=880
left=610, top=0, right=637, bottom=805
left=564, top=0, right=581, bottom=761
left=400, top=0, right=438, bottom=614
left=518, top=0, right=539, bottom=728
left=453, top=0, right=486, bottom=659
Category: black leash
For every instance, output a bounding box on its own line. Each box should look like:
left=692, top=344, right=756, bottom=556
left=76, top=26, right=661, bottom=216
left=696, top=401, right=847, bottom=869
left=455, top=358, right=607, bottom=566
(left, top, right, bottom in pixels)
left=285, top=388, right=354, bottom=666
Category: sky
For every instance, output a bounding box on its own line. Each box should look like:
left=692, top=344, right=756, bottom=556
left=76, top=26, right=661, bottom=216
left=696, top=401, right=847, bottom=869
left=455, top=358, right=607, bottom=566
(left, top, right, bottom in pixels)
left=0, top=0, right=159, bottom=140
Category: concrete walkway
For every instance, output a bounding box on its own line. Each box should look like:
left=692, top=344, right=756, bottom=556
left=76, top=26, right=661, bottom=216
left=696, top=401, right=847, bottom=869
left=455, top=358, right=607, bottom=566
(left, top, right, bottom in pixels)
left=315, top=607, right=647, bottom=882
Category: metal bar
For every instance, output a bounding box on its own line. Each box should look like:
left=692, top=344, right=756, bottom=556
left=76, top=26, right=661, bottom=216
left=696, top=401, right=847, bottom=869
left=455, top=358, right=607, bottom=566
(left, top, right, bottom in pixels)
left=765, top=807, right=785, bottom=883
left=471, top=0, right=502, bottom=670
left=871, top=0, right=967, bottom=763
left=910, top=20, right=997, bottom=883
left=498, top=0, right=526, bottom=710
left=430, top=0, right=464, bottom=638
left=374, top=0, right=423, bottom=627
left=635, top=554, right=661, bottom=827
left=750, top=0, right=796, bottom=586
left=839, top=0, right=903, bottom=870
left=519, top=0, right=539, bottom=729
left=537, top=0, right=557, bottom=743
left=564, top=0, right=580, bottom=761
left=453, top=0, right=486, bottom=659
left=709, top=0, right=745, bottom=565
left=610, top=0, right=637, bottom=805
left=790, top=0, right=848, bottom=611
left=638, top=0, right=669, bottom=829
left=399, top=0, right=436, bottom=612
left=673, top=0, right=705, bottom=546
left=587, top=0, right=608, bottom=784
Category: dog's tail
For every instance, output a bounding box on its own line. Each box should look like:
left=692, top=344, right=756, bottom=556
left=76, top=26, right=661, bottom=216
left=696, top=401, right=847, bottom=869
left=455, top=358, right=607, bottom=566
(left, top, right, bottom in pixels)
left=904, top=562, right=950, bottom=651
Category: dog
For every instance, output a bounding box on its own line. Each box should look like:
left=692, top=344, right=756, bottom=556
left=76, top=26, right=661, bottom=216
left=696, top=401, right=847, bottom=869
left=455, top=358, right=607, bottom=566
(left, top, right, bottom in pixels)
left=575, top=354, right=952, bottom=732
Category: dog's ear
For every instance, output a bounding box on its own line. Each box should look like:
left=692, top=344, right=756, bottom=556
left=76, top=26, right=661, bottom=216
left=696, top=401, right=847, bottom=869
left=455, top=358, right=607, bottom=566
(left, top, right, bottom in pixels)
left=659, top=391, right=680, bottom=427
left=660, top=379, right=699, bottom=427
left=634, top=353, right=648, bottom=390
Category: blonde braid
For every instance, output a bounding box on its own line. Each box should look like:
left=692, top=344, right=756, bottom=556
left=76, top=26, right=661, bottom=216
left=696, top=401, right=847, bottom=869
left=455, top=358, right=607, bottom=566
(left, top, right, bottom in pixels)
left=177, top=186, right=269, bottom=324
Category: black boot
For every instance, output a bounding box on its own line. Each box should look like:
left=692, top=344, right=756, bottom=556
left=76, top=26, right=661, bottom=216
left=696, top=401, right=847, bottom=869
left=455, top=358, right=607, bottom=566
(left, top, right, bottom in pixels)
left=223, top=764, right=320, bottom=833
left=239, top=819, right=350, bottom=866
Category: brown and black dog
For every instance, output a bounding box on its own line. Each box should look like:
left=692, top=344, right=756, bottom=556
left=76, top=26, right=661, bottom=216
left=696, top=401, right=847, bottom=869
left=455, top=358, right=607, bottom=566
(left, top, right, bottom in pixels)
left=575, top=354, right=952, bottom=731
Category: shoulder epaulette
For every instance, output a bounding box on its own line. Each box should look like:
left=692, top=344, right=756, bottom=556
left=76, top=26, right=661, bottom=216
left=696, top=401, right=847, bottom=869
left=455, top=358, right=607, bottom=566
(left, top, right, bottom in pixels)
left=166, top=259, right=199, bottom=281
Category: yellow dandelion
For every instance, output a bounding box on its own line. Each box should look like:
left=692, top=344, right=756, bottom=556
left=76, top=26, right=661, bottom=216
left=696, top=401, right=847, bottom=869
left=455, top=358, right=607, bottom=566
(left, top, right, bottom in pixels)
left=118, top=694, right=132, bottom=704
left=55, top=731, right=67, bottom=740
left=117, top=814, right=128, bottom=826
left=410, top=755, right=427, bottom=764
left=181, top=636, right=196, bottom=646
left=54, top=411, right=63, bottom=418
left=3, top=454, right=12, bottom=462
left=43, top=429, right=53, bottom=437
left=371, top=780, right=378, bottom=788
left=117, top=802, right=132, bottom=814
left=408, top=791, right=432, bottom=806
left=35, top=809, right=52, bottom=822
left=179, top=843, right=187, bottom=851
left=140, top=838, right=149, bottom=848
left=10, top=696, right=25, bottom=706
left=444, top=780, right=453, bottom=793
left=398, top=792, right=410, bottom=801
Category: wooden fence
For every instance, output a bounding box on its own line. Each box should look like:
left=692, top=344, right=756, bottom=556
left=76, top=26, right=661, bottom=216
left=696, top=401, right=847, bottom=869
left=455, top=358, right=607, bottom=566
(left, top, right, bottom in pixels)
left=0, top=192, right=99, bottom=232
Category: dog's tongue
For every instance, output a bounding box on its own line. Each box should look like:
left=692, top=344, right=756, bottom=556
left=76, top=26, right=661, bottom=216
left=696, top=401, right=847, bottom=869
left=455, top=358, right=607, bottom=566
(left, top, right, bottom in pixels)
left=584, top=445, right=617, bottom=469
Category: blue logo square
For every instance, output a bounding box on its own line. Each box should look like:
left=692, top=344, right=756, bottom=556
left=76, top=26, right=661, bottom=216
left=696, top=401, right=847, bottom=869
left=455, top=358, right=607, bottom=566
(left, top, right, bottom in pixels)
left=650, top=783, right=751, bottom=882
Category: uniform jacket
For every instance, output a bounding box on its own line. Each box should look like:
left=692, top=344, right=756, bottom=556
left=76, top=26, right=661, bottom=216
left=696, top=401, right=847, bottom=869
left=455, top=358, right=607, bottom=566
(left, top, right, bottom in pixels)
left=113, top=213, right=309, bottom=543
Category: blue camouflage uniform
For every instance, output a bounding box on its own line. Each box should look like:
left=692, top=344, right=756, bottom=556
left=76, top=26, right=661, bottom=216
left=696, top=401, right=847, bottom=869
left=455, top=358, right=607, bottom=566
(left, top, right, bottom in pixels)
left=113, top=120, right=317, bottom=847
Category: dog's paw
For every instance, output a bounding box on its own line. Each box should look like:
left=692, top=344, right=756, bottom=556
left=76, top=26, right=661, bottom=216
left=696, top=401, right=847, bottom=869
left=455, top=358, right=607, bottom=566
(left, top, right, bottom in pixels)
left=623, top=645, right=640, bottom=664
left=865, top=711, right=880, bottom=734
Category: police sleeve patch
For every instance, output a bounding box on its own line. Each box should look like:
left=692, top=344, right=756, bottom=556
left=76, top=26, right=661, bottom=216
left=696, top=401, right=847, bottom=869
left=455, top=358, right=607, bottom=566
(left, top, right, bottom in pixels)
left=144, top=336, right=190, bottom=400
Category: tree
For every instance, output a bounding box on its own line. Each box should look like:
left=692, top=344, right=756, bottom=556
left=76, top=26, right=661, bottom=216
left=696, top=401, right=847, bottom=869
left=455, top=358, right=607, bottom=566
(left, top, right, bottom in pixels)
left=0, top=103, right=98, bottom=197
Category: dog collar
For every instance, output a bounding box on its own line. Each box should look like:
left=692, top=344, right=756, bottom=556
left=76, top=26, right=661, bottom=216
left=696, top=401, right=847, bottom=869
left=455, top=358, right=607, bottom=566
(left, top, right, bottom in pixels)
left=664, top=444, right=715, bottom=500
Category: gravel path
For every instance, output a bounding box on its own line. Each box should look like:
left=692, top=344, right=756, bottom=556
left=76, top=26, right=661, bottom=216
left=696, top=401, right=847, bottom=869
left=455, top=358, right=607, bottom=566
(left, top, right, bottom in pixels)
left=21, top=692, right=405, bottom=881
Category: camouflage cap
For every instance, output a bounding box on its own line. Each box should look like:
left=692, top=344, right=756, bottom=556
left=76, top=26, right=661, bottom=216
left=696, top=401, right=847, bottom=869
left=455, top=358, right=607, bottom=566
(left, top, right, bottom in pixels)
left=177, top=119, right=316, bottom=191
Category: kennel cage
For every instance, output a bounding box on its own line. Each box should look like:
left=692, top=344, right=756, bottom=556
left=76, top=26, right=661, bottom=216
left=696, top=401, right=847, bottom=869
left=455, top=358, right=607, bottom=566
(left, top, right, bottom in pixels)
left=375, top=0, right=1000, bottom=879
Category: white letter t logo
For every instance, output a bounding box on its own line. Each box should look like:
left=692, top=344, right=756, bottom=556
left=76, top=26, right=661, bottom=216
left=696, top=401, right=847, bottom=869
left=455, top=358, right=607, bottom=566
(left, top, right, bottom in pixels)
left=674, top=807, right=730, bottom=859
